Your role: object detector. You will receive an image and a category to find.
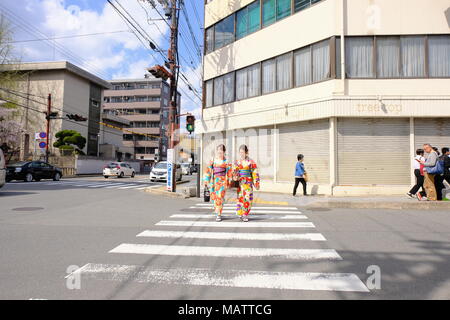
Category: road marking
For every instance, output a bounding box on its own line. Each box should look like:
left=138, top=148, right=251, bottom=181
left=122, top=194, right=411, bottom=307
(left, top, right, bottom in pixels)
left=170, top=214, right=308, bottom=220
left=109, top=244, right=341, bottom=260
left=117, top=184, right=140, bottom=189
left=136, top=230, right=326, bottom=241
left=88, top=184, right=113, bottom=188
left=156, top=221, right=315, bottom=228
left=103, top=183, right=128, bottom=189
left=194, top=204, right=299, bottom=210
left=73, top=264, right=369, bottom=292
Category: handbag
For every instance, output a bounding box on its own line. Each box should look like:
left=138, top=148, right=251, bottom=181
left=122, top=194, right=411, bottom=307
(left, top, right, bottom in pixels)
left=426, top=160, right=444, bottom=175
left=203, top=188, right=210, bottom=202
left=303, top=173, right=309, bottom=182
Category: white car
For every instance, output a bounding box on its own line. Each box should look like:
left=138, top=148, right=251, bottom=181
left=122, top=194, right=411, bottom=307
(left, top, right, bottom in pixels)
left=0, top=149, right=5, bottom=189
left=150, top=161, right=182, bottom=182
left=103, top=162, right=136, bottom=178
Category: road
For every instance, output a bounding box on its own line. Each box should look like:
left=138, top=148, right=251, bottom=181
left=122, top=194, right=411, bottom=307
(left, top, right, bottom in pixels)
left=0, top=176, right=450, bottom=300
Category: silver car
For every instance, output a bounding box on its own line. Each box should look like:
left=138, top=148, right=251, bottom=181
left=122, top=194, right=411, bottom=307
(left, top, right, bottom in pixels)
left=150, top=161, right=182, bottom=182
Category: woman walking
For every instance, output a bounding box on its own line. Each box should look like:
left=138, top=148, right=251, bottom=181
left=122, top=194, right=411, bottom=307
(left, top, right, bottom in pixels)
left=233, top=145, right=260, bottom=222
left=407, top=149, right=426, bottom=199
left=203, top=144, right=232, bottom=221
left=293, top=154, right=308, bottom=196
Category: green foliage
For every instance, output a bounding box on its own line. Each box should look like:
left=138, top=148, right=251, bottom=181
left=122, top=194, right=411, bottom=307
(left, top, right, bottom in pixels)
left=53, top=130, right=86, bottom=154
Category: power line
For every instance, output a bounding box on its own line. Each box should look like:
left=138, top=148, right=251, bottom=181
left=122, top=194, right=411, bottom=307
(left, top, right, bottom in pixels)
left=6, top=31, right=132, bottom=43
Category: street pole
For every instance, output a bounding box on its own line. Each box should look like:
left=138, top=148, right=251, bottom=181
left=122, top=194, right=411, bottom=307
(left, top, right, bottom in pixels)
left=168, top=0, right=178, bottom=193
left=45, top=93, right=51, bottom=163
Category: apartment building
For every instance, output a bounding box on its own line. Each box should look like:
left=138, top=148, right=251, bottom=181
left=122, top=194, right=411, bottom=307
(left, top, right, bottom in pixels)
left=103, top=78, right=181, bottom=170
left=199, top=0, right=450, bottom=195
left=0, top=61, right=111, bottom=159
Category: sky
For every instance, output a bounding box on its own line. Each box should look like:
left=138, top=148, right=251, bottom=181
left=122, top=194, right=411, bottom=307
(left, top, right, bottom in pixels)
left=0, top=0, right=204, bottom=128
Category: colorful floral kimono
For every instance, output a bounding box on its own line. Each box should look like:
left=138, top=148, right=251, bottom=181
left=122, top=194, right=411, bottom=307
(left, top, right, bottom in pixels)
left=233, top=158, right=260, bottom=216
left=203, top=158, right=232, bottom=215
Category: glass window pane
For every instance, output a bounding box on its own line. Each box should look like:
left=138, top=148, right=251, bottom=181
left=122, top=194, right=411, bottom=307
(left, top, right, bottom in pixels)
left=345, top=37, right=374, bottom=78
left=377, top=37, right=400, bottom=78
left=277, top=0, right=291, bottom=20
left=248, top=1, right=261, bottom=33
left=223, top=73, right=235, bottom=103
left=206, top=27, right=214, bottom=53
left=294, top=0, right=310, bottom=12
left=236, top=8, right=248, bottom=40
left=276, top=53, right=292, bottom=90
left=336, top=37, right=341, bottom=79
left=428, top=35, right=450, bottom=77
left=262, top=0, right=276, bottom=27
left=215, top=15, right=235, bottom=49
left=248, top=63, right=261, bottom=97
left=401, top=36, right=425, bottom=77
left=213, top=76, right=224, bottom=105
left=262, top=59, right=276, bottom=94
left=311, top=0, right=322, bottom=4
left=236, top=69, right=248, bottom=100
left=312, top=40, right=330, bottom=82
left=205, top=80, right=213, bottom=107
left=295, top=46, right=312, bottom=86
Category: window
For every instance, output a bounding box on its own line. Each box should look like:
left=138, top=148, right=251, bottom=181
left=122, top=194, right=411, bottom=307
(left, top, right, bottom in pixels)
left=206, top=27, right=214, bottom=53
left=223, top=73, right=235, bottom=103
left=312, top=40, right=330, bottom=82
left=236, top=8, right=248, bottom=40
left=277, top=0, right=291, bottom=20
left=335, top=37, right=341, bottom=79
left=429, top=35, right=450, bottom=77
left=346, top=37, right=374, bottom=78
left=294, top=0, right=310, bottom=12
left=139, top=84, right=148, bottom=89
left=276, top=53, right=292, bottom=90
left=262, top=0, right=276, bottom=27
left=213, top=76, right=224, bottom=105
left=401, top=36, right=425, bottom=77
left=205, top=80, right=213, bottom=107
left=104, top=97, right=110, bottom=103
left=152, top=84, right=161, bottom=89
left=295, top=46, right=312, bottom=86
left=215, top=15, right=234, bottom=49
left=248, top=63, right=261, bottom=97
left=376, top=37, right=400, bottom=78
left=262, top=58, right=276, bottom=94
left=248, top=1, right=261, bottom=34
left=236, top=69, right=248, bottom=100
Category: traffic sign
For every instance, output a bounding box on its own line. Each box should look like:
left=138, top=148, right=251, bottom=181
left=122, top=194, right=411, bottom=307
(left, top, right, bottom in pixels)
left=35, top=132, right=47, bottom=140
left=39, top=142, right=47, bottom=149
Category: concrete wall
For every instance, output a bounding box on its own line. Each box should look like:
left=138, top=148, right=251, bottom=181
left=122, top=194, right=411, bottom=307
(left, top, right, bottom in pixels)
left=75, top=157, right=141, bottom=174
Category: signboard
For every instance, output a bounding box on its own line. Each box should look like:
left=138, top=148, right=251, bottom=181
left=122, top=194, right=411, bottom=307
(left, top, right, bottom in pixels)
left=39, top=142, right=47, bottom=149
left=35, top=132, right=47, bottom=140
left=166, top=149, right=174, bottom=192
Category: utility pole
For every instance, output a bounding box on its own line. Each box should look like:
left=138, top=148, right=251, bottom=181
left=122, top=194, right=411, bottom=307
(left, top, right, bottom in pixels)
left=45, top=93, right=51, bottom=163
left=167, top=0, right=179, bottom=193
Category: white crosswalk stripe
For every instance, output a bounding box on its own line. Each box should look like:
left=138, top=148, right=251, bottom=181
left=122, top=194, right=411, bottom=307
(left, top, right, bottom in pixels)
left=73, top=202, right=369, bottom=293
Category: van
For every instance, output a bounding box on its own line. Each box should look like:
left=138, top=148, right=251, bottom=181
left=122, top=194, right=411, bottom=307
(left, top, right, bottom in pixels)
left=0, top=149, right=6, bottom=189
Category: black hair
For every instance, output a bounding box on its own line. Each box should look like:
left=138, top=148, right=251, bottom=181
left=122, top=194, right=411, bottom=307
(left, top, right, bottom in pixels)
left=432, top=146, right=441, bottom=156
left=442, top=147, right=449, bottom=154
left=297, top=154, right=304, bottom=161
left=216, top=144, right=226, bottom=152
left=416, top=149, right=424, bottom=156
left=239, top=144, right=248, bottom=153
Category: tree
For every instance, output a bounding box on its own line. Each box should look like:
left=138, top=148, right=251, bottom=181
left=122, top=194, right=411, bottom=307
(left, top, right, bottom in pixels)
left=53, top=130, right=86, bottom=155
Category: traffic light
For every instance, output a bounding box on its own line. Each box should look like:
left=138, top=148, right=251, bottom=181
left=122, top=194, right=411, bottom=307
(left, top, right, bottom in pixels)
left=67, top=114, right=87, bottom=122
left=147, top=65, right=172, bottom=81
left=186, top=115, right=195, bottom=134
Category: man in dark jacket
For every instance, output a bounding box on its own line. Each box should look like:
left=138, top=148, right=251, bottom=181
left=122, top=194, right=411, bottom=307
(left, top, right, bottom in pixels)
left=443, top=148, right=450, bottom=184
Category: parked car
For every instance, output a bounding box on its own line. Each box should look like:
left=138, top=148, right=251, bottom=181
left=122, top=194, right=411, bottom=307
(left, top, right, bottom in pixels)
left=149, top=161, right=182, bottom=182
left=103, top=162, right=136, bottom=178
left=181, top=163, right=194, bottom=175
left=0, top=149, right=6, bottom=189
left=6, top=161, right=63, bottom=182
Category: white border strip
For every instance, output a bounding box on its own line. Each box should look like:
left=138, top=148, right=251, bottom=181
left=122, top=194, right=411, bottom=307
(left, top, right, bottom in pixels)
left=170, top=214, right=307, bottom=220
left=156, top=221, right=315, bottom=228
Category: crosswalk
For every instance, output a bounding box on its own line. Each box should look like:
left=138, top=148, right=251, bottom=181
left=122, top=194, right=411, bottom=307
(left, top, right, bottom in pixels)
left=9, top=180, right=161, bottom=191
left=69, top=203, right=370, bottom=295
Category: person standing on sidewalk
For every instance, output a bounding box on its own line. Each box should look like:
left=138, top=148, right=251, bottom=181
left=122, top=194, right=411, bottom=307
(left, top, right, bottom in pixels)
left=232, top=145, right=260, bottom=222
left=420, top=144, right=439, bottom=201
left=407, top=149, right=426, bottom=199
left=435, top=147, right=449, bottom=201
left=293, top=154, right=308, bottom=197
left=443, top=148, right=450, bottom=185
left=203, top=144, right=232, bottom=221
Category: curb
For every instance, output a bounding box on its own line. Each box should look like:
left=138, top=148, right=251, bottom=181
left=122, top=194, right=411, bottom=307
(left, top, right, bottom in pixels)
left=301, top=201, right=450, bottom=211
left=143, top=180, right=192, bottom=199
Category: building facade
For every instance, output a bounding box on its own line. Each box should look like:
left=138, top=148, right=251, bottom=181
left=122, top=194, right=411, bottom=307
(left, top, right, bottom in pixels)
left=199, top=0, right=450, bottom=195
left=1, top=61, right=111, bottom=160
left=103, top=79, right=181, bottom=170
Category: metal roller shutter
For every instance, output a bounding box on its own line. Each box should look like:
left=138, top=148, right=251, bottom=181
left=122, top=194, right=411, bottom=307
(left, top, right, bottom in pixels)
left=233, top=127, right=274, bottom=179
left=277, top=120, right=330, bottom=183
left=414, top=118, right=450, bottom=151
left=337, top=118, right=410, bottom=185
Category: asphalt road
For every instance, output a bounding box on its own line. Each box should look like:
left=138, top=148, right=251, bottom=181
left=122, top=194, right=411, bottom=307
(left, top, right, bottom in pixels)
left=0, top=176, right=449, bottom=300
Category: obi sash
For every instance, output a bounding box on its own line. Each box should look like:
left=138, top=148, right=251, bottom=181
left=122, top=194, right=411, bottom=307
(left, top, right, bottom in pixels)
left=239, top=169, right=252, bottom=177
left=213, top=166, right=226, bottom=177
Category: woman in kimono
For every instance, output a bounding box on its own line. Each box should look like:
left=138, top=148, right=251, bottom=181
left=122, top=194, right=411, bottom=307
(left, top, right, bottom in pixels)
left=233, top=145, right=260, bottom=222
left=203, top=144, right=232, bottom=221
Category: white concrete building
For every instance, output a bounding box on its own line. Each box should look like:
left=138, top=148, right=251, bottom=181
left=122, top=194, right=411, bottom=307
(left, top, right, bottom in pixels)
left=199, top=0, right=450, bottom=195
